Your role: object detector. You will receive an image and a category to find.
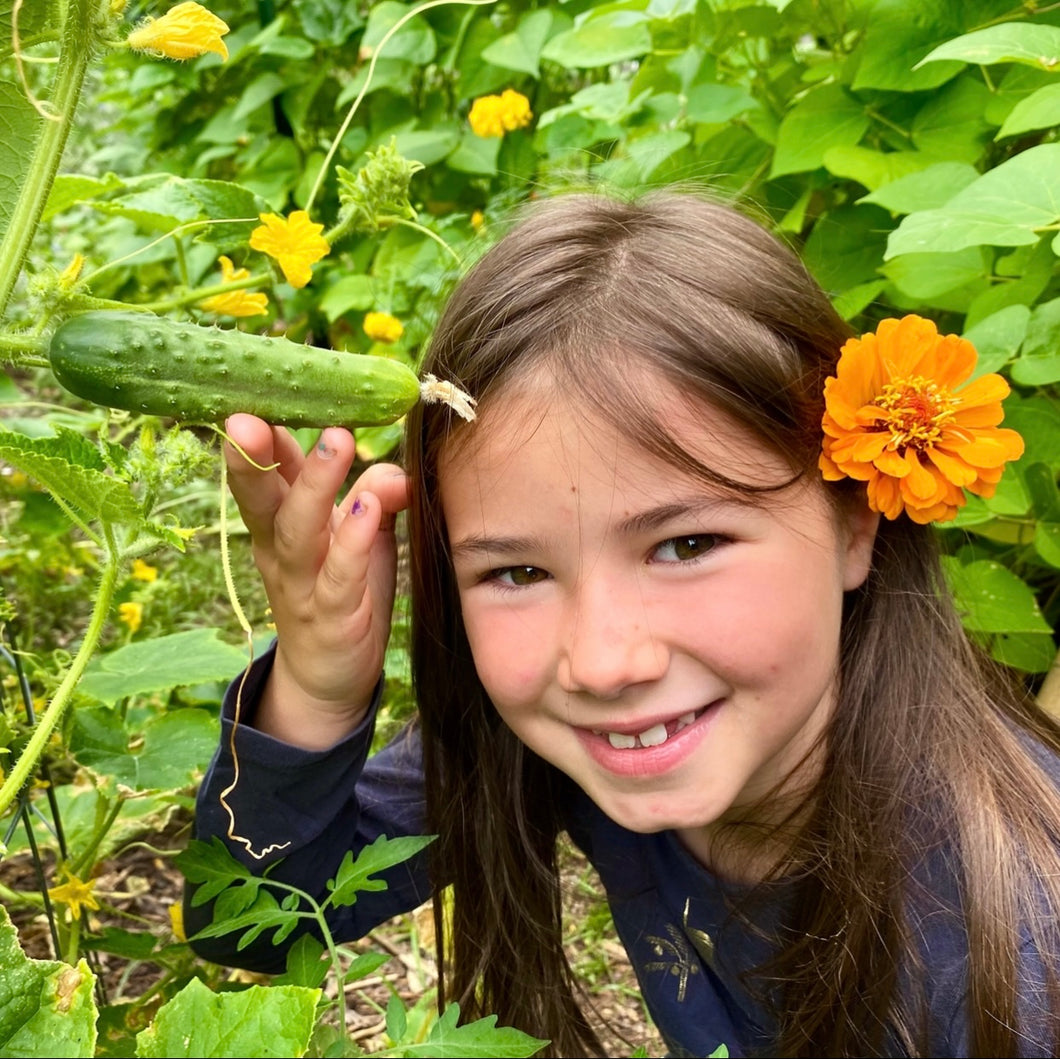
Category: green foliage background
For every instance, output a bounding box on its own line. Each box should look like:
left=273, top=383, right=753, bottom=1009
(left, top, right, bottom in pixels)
left=0, top=0, right=1059, bottom=1055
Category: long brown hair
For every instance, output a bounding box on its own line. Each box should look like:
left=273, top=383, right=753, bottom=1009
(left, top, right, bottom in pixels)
left=404, top=190, right=1060, bottom=1056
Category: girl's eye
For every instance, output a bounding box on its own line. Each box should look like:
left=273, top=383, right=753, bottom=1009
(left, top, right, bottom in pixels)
left=492, top=565, right=549, bottom=587
left=653, top=534, right=721, bottom=563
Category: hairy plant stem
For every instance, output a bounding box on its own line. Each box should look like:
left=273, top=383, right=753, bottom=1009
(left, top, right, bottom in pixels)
left=0, top=547, right=122, bottom=819
left=0, top=0, right=99, bottom=319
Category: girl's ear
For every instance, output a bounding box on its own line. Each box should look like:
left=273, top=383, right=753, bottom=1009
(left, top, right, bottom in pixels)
left=841, top=501, right=880, bottom=591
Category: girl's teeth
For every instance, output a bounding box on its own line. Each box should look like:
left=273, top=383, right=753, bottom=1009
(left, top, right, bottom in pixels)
left=603, top=712, right=701, bottom=750
left=638, top=723, right=668, bottom=747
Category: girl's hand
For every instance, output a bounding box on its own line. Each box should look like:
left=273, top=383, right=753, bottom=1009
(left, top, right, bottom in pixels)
left=223, top=413, right=409, bottom=749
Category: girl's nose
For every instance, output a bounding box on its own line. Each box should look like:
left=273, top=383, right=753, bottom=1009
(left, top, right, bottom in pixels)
left=557, top=580, right=669, bottom=699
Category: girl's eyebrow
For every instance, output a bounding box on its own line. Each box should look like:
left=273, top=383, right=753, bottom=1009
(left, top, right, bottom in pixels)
left=616, top=497, right=745, bottom=536
left=450, top=498, right=745, bottom=560
left=449, top=534, right=546, bottom=561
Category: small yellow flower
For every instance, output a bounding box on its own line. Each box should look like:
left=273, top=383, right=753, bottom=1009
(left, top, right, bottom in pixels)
left=49, top=873, right=100, bottom=921
left=249, top=211, right=330, bottom=289
left=119, top=601, right=143, bottom=633
left=199, top=255, right=269, bottom=317
left=363, top=312, right=404, bottom=344
left=127, top=2, right=230, bottom=62
left=470, top=210, right=484, bottom=230
left=59, top=254, right=85, bottom=289
left=468, top=89, right=533, bottom=138
left=131, top=559, right=158, bottom=582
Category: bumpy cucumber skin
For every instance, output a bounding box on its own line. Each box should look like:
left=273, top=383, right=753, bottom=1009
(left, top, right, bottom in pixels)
left=49, top=311, right=421, bottom=428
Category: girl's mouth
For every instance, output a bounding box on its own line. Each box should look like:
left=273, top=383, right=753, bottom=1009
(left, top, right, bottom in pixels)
left=592, top=709, right=704, bottom=750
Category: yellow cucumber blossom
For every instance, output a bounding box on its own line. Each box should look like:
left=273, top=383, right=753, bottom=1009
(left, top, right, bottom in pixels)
left=131, top=559, right=158, bottom=582
left=59, top=254, right=85, bottom=290
left=127, top=2, right=230, bottom=62
left=468, top=89, right=533, bottom=138
left=363, top=312, right=404, bottom=344
left=49, top=872, right=100, bottom=921
left=199, top=256, right=268, bottom=317
left=119, top=601, right=143, bottom=633
left=249, top=211, right=330, bottom=289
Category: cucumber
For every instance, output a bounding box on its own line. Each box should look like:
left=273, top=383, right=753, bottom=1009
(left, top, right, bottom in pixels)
left=48, top=311, right=422, bottom=428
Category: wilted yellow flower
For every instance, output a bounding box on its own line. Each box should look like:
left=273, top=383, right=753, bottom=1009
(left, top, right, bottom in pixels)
left=59, top=254, right=85, bottom=289
left=363, top=312, right=404, bottom=344
left=49, top=872, right=99, bottom=921
left=468, top=89, right=533, bottom=138
left=119, top=601, right=143, bottom=633
left=249, top=211, right=330, bottom=289
left=199, top=255, right=269, bottom=317
left=821, top=315, right=1025, bottom=524
left=169, top=901, right=186, bottom=942
left=131, top=559, right=158, bottom=582
left=127, top=2, right=230, bottom=62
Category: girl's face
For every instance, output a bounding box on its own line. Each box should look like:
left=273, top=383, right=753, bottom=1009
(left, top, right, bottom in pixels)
left=440, top=375, right=877, bottom=877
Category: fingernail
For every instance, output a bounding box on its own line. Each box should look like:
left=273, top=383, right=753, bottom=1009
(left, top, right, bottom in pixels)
left=317, top=433, right=336, bottom=460
left=351, top=496, right=366, bottom=517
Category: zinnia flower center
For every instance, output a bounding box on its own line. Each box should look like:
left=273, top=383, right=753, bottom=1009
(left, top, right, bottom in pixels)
left=871, top=376, right=959, bottom=451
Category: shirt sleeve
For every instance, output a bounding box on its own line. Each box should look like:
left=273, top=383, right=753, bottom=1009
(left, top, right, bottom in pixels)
left=185, top=644, right=433, bottom=972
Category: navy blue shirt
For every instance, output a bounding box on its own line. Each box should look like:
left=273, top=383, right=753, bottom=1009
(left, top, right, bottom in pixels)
left=190, top=650, right=1059, bottom=1057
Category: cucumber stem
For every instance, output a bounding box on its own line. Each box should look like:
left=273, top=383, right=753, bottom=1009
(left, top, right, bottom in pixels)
left=0, top=0, right=101, bottom=319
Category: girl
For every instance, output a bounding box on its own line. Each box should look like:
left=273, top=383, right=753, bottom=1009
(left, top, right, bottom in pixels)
left=189, top=191, right=1060, bottom=1057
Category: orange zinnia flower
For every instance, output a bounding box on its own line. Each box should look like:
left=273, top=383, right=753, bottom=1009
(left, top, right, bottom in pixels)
left=820, top=315, right=1024, bottom=524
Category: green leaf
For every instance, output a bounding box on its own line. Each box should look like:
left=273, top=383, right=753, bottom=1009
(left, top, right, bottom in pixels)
left=822, top=147, right=934, bottom=193
left=327, top=834, right=435, bottom=908
left=997, top=82, right=1060, bottom=139
left=274, top=935, right=329, bottom=990
left=910, top=75, right=992, bottom=162
left=1035, top=522, right=1060, bottom=569
left=885, top=144, right=1060, bottom=258
left=344, top=951, right=392, bottom=983
left=1004, top=395, right=1060, bottom=473
left=176, top=837, right=256, bottom=906
left=941, top=557, right=1052, bottom=635
left=881, top=247, right=986, bottom=300
left=43, top=173, right=124, bottom=223
left=134, top=978, right=319, bottom=1058
left=0, top=906, right=97, bottom=1058
left=93, top=175, right=267, bottom=244
left=233, top=73, right=288, bottom=122
left=398, top=1002, right=548, bottom=1058
left=319, top=275, right=377, bottom=321
left=259, top=36, right=316, bottom=60
left=1011, top=296, right=1060, bottom=386
left=362, top=1, right=437, bottom=64
left=859, top=162, right=979, bottom=214
left=0, top=80, right=41, bottom=249
left=770, top=84, right=869, bottom=178
left=961, top=304, right=1031, bottom=377
left=851, top=0, right=966, bottom=91
left=916, top=22, right=1060, bottom=71
left=0, top=426, right=144, bottom=528
left=802, top=204, right=890, bottom=293
left=386, top=993, right=408, bottom=1044
left=72, top=708, right=219, bottom=792
left=988, top=632, right=1056, bottom=674
left=541, top=11, right=652, bottom=68
left=684, top=82, right=759, bottom=125
left=481, top=9, right=555, bottom=77
left=78, top=628, right=249, bottom=704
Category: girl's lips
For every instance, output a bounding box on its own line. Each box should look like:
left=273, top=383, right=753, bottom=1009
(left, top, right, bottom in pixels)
left=575, top=702, right=721, bottom=778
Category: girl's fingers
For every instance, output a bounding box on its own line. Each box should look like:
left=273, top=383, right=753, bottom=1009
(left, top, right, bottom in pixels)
left=269, top=427, right=356, bottom=575
left=223, top=416, right=304, bottom=542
